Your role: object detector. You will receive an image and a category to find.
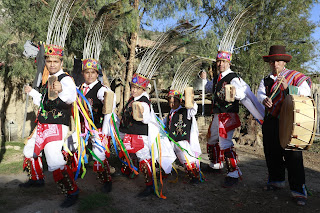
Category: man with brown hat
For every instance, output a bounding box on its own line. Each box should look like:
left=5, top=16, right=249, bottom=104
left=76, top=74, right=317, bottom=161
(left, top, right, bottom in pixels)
left=257, top=45, right=312, bottom=206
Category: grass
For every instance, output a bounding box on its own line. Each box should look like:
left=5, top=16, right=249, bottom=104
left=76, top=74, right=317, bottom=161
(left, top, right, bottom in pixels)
left=78, top=192, right=119, bottom=213
left=0, top=141, right=24, bottom=174
left=0, top=161, right=23, bottom=174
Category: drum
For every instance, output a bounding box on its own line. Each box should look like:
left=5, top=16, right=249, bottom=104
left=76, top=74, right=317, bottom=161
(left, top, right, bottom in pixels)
left=279, top=95, right=317, bottom=150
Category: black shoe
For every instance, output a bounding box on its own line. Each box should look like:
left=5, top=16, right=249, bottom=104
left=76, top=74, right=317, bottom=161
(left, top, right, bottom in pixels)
left=190, top=177, right=200, bottom=185
left=264, top=185, right=282, bottom=191
left=223, top=177, right=238, bottom=188
left=102, top=181, right=112, bottom=193
left=137, top=185, right=154, bottom=197
left=264, top=181, right=285, bottom=191
left=60, top=193, right=79, bottom=208
left=19, top=179, right=45, bottom=188
left=294, top=197, right=307, bottom=206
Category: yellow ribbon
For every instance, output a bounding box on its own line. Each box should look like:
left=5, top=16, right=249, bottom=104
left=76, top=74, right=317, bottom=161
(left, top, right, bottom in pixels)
left=151, top=134, right=167, bottom=199
left=151, top=142, right=160, bottom=198
left=168, top=165, right=179, bottom=183
left=76, top=96, right=110, bottom=154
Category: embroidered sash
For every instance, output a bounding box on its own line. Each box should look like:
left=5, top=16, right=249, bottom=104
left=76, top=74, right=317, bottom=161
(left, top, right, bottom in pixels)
left=267, top=69, right=311, bottom=117
left=34, top=123, right=62, bottom=155
left=218, top=113, right=241, bottom=138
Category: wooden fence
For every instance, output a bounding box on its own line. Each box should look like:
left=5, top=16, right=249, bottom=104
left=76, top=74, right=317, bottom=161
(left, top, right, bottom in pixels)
left=312, top=84, right=320, bottom=134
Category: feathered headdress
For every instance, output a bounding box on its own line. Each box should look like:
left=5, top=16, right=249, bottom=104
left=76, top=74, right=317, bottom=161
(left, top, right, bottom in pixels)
left=217, top=4, right=258, bottom=63
left=82, top=1, right=123, bottom=71
left=82, top=16, right=105, bottom=71
left=131, top=22, right=200, bottom=90
left=169, top=56, right=204, bottom=101
left=45, top=0, right=76, bottom=58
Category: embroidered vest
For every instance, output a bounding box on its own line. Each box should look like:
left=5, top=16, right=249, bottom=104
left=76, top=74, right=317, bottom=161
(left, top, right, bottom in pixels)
left=119, top=96, right=150, bottom=136
left=37, top=73, right=72, bottom=126
left=212, top=73, right=239, bottom=114
left=166, top=107, right=192, bottom=142
left=82, top=82, right=104, bottom=129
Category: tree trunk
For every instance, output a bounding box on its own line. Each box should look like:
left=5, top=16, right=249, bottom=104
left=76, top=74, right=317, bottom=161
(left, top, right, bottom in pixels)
left=118, top=59, right=127, bottom=117
left=123, top=0, right=140, bottom=104
left=114, top=48, right=127, bottom=116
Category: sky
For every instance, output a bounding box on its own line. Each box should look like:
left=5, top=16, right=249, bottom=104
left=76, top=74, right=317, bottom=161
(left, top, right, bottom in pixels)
left=309, top=3, right=320, bottom=71
left=143, top=3, right=320, bottom=72
left=310, top=4, right=320, bottom=42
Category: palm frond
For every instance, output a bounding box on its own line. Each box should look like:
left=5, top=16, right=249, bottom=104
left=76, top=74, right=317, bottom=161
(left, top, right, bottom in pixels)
left=171, top=56, right=204, bottom=93
left=83, top=0, right=125, bottom=60
left=136, top=22, right=200, bottom=79
left=219, top=4, right=259, bottom=53
left=46, top=0, right=75, bottom=47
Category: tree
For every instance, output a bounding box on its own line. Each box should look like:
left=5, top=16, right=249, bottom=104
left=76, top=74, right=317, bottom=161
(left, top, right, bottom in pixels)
left=198, top=0, right=319, bottom=86
left=1, top=0, right=318, bottom=110
left=101, top=0, right=206, bottom=114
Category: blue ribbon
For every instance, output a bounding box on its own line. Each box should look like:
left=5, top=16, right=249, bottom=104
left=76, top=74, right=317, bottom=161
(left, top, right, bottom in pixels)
left=109, top=122, right=138, bottom=172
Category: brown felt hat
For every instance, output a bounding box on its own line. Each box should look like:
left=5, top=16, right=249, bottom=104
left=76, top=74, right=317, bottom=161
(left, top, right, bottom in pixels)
left=263, top=45, right=292, bottom=62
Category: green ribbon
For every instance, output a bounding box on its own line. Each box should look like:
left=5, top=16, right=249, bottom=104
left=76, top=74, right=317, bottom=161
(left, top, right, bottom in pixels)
left=111, top=114, right=137, bottom=172
left=155, top=116, right=201, bottom=160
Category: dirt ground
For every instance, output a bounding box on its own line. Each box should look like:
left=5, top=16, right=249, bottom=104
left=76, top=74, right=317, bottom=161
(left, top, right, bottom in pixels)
left=1, top=141, right=320, bottom=213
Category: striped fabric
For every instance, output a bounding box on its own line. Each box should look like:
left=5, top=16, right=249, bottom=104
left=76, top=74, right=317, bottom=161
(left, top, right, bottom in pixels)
left=267, top=69, right=311, bottom=117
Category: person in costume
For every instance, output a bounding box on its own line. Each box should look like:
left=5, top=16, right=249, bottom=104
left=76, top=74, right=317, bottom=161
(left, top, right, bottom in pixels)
left=23, top=47, right=79, bottom=207
left=64, top=10, right=116, bottom=193
left=118, top=23, right=198, bottom=197
left=203, top=53, right=244, bottom=187
left=164, top=90, right=201, bottom=184
left=21, top=0, right=79, bottom=208
left=257, top=45, right=311, bottom=206
left=76, top=58, right=116, bottom=193
left=119, top=73, right=155, bottom=197
left=201, top=5, right=263, bottom=188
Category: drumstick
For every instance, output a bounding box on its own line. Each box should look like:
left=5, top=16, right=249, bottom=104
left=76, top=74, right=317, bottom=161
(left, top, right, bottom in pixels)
left=269, top=75, right=285, bottom=100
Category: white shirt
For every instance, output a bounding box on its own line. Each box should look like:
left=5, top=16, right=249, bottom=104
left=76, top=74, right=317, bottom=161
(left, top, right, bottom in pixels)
left=28, top=69, right=76, bottom=106
left=257, top=69, right=311, bottom=104
left=81, top=80, right=117, bottom=135
left=81, top=80, right=116, bottom=107
left=163, top=102, right=198, bottom=125
left=205, top=68, right=246, bottom=101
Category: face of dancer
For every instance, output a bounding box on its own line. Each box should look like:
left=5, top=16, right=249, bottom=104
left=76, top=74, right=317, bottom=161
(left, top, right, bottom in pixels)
left=168, top=96, right=181, bottom=110
left=45, top=57, right=63, bottom=75
left=269, top=60, right=286, bottom=75
left=83, top=68, right=99, bottom=85
left=131, top=84, right=144, bottom=98
left=216, top=60, right=230, bottom=73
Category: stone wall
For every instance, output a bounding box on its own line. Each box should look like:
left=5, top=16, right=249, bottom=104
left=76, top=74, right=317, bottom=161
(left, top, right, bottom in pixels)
left=312, top=84, right=320, bottom=134
left=0, top=77, right=38, bottom=141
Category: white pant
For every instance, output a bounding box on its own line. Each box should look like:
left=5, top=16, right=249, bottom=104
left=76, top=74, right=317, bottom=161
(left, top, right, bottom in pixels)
left=64, top=131, right=108, bottom=162
left=207, top=114, right=235, bottom=150
left=207, top=114, right=241, bottom=178
left=91, top=131, right=108, bottom=161
left=174, top=140, right=197, bottom=165
left=119, top=132, right=151, bottom=162
left=23, top=125, right=68, bottom=172
left=133, top=135, right=151, bottom=162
